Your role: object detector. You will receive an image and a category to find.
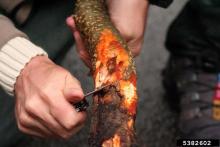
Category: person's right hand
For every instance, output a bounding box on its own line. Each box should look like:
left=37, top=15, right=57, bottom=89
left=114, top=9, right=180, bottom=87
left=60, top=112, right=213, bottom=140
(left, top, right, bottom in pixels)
left=15, top=56, right=86, bottom=139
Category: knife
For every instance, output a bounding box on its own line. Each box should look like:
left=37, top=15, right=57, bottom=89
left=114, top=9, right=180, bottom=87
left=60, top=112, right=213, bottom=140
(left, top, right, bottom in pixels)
left=74, top=84, right=112, bottom=112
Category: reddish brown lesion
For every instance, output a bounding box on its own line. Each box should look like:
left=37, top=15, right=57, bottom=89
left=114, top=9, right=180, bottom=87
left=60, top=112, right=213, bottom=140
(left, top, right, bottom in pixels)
left=93, top=29, right=138, bottom=146
left=94, top=29, right=137, bottom=114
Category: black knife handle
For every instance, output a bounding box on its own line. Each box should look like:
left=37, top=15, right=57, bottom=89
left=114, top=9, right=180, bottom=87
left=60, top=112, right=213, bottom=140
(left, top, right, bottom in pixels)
left=73, top=99, right=89, bottom=112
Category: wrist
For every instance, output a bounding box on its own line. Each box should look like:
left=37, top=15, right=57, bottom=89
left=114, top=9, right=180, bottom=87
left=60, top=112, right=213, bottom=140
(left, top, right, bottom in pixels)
left=21, top=56, right=53, bottom=78
left=26, top=56, right=52, bottom=68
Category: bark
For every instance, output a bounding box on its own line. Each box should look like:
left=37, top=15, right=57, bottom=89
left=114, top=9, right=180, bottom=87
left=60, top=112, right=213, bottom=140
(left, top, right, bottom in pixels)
left=74, top=0, right=138, bottom=146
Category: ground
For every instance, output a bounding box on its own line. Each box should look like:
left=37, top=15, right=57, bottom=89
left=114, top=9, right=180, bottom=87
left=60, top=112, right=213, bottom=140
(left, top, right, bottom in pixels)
left=23, top=1, right=188, bottom=147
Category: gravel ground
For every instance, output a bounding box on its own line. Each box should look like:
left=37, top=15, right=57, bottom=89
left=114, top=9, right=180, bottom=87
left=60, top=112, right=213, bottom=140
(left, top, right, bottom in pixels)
left=23, top=1, right=188, bottom=147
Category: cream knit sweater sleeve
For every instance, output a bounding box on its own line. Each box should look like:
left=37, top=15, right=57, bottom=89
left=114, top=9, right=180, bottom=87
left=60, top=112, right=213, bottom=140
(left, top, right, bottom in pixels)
left=0, top=37, right=48, bottom=95
left=0, top=14, right=48, bottom=96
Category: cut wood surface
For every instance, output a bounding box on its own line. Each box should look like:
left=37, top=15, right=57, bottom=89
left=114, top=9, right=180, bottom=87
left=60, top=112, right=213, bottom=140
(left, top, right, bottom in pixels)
left=74, top=0, right=138, bottom=146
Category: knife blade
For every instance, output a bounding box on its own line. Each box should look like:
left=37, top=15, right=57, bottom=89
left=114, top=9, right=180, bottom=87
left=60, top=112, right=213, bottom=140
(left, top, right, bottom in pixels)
left=74, top=83, right=112, bottom=112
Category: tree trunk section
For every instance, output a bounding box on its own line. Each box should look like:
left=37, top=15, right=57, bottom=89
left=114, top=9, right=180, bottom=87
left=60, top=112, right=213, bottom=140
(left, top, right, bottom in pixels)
left=74, top=0, right=138, bottom=146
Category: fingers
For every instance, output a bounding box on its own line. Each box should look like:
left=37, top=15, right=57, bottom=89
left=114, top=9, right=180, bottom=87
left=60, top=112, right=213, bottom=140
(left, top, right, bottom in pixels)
left=63, top=73, right=84, bottom=103
left=39, top=89, right=87, bottom=138
left=16, top=93, right=86, bottom=139
left=128, top=39, right=143, bottom=57
left=66, top=16, right=77, bottom=32
left=74, top=31, right=92, bottom=68
left=66, top=16, right=92, bottom=68
left=23, top=97, right=65, bottom=138
left=17, top=123, right=46, bottom=138
left=49, top=93, right=87, bottom=136
left=15, top=99, right=53, bottom=138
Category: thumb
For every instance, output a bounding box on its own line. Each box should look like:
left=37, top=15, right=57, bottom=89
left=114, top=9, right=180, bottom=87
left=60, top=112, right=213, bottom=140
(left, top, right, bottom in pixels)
left=63, top=74, right=84, bottom=104
left=66, top=16, right=76, bottom=32
left=66, top=16, right=92, bottom=69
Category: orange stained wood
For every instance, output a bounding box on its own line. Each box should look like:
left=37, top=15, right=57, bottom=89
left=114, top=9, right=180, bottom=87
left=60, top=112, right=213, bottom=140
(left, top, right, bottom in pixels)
left=127, top=119, right=134, bottom=129
left=94, top=29, right=138, bottom=116
left=102, top=134, right=121, bottom=147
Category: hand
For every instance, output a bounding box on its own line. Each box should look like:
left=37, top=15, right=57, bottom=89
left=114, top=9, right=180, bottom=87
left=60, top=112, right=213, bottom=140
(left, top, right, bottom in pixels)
left=15, top=56, right=86, bottom=139
left=66, top=0, right=149, bottom=68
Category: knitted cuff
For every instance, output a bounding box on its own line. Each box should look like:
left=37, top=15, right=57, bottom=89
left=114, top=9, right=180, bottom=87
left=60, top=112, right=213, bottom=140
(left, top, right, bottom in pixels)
left=0, top=37, right=48, bottom=95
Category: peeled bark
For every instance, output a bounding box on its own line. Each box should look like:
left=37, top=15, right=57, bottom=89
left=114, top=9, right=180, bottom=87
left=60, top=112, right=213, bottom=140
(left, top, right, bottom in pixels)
left=74, top=0, right=138, bottom=146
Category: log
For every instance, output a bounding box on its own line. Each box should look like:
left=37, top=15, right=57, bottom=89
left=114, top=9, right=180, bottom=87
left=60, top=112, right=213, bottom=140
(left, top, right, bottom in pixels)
left=74, top=0, right=138, bottom=146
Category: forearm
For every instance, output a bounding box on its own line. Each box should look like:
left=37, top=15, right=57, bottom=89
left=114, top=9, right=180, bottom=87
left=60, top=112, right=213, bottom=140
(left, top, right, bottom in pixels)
left=106, top=0, right=149, bottom=41
left=0, top=15, right=27, bottom=48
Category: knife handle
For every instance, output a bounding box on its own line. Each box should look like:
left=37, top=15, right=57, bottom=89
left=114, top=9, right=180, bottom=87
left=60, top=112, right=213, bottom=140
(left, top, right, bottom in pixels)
left=73, top=99, right=89, bottom=112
